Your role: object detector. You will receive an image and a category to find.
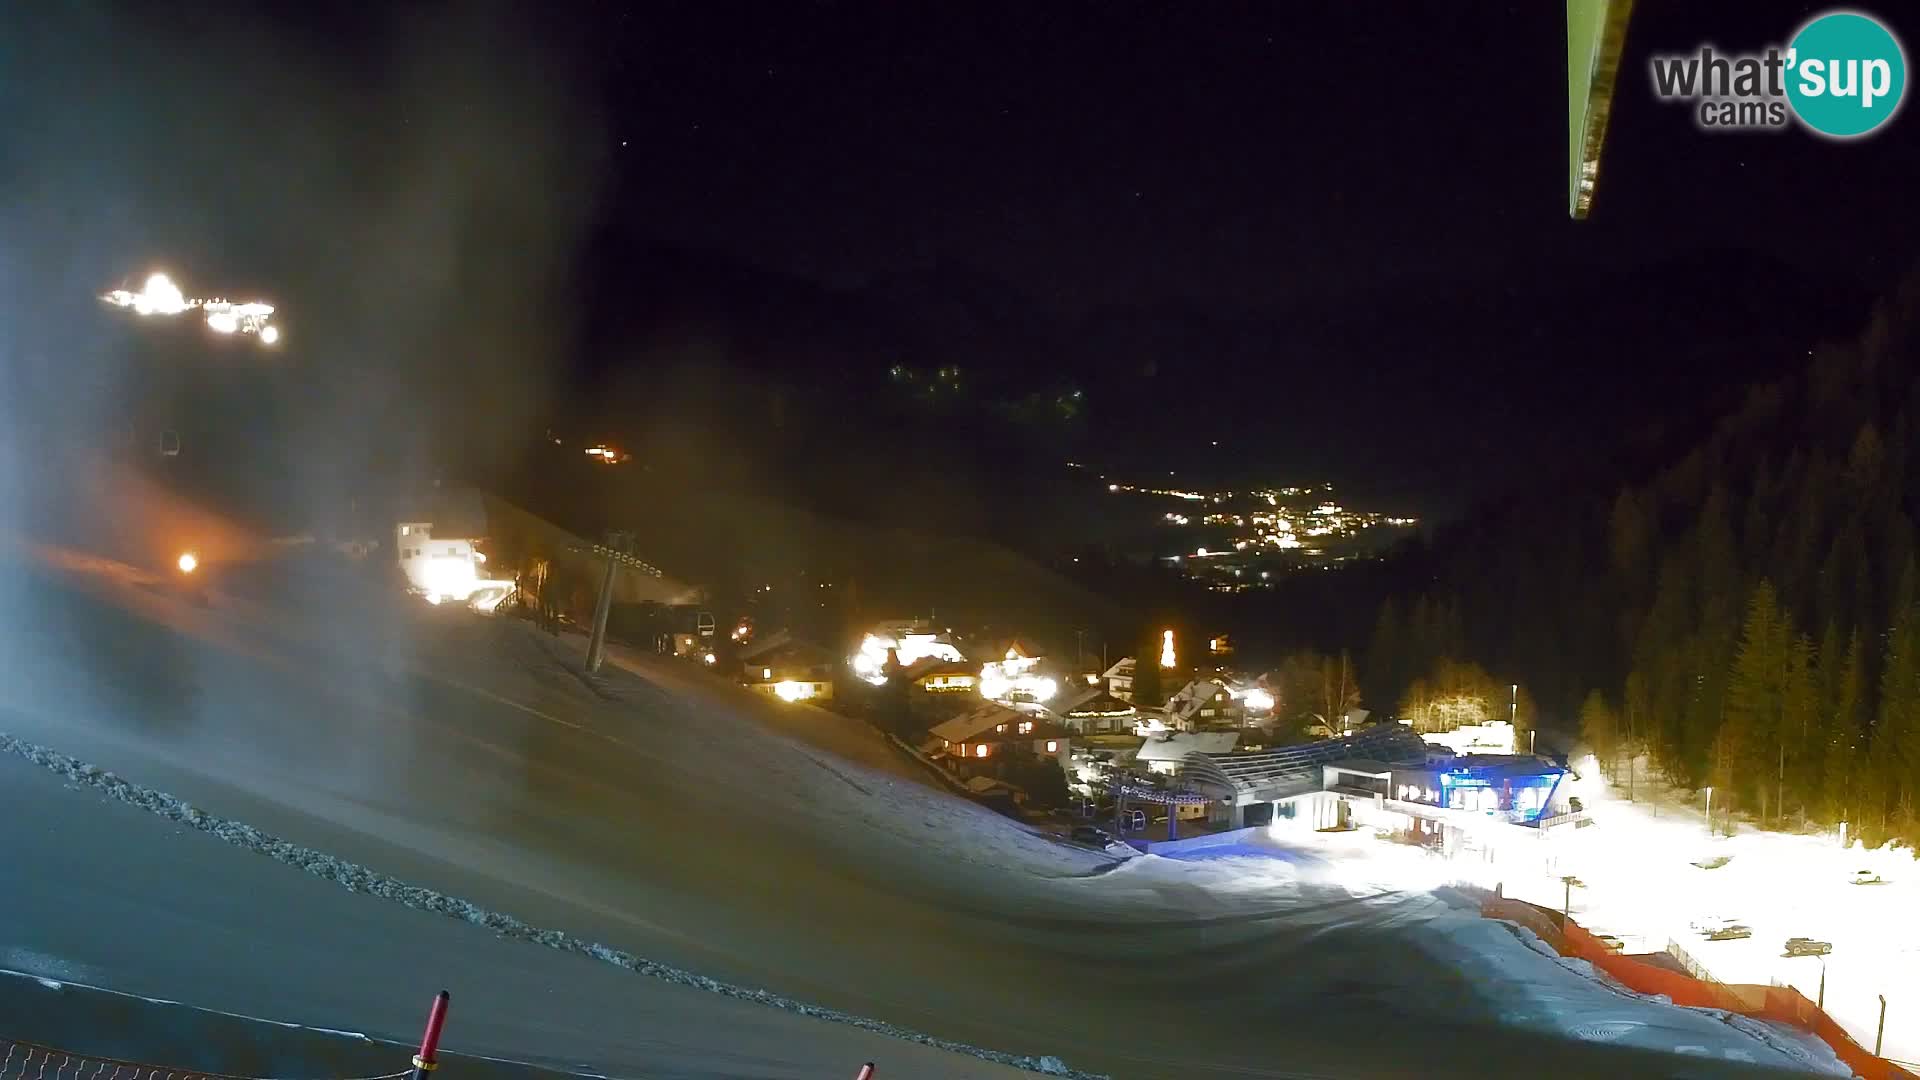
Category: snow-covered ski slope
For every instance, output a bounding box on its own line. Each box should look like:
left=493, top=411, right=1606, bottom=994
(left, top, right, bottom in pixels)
left=0, top=544, right=1845, bottom=1078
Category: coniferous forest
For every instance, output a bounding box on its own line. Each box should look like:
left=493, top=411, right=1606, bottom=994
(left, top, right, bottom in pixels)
left=1352, top=268, right=1920, bottom=847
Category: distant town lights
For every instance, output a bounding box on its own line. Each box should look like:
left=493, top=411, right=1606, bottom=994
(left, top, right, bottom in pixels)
left=101, top=272, right=281, bottom=345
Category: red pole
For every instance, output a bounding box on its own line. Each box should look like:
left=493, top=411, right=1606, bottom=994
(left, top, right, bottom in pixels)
left=853, top=1065, right=875, bottom=1080
left=411, top=991, right=450, bottom=1080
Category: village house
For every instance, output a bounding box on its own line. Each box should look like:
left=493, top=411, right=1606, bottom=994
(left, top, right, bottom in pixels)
left=1165, top=678, right=1243, bottom=730
left=926, top=702, right=1073, bottom=771
left=739, top=631, right=839, bottom=703
left=1052, top=685, right=1137, bottom=734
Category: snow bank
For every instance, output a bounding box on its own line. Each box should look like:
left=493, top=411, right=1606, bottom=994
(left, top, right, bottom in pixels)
left=0, top=731, right=1101, bottom=1080
left=1487, top=915, right=1852, bottom=1075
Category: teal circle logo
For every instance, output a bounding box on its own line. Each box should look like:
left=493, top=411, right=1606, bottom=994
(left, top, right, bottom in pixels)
left=1787, top=11, right=1907, bottom=138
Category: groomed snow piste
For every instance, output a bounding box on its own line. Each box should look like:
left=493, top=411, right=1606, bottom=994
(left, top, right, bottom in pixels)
left=0, top=544, right=1854, bottom=1078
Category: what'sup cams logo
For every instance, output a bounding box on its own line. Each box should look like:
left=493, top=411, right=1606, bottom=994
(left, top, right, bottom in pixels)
left=1651, top=9, right=1906, bottom=138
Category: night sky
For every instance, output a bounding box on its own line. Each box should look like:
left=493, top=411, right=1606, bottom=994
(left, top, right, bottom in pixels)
left=586, top=2, right=1916, bottom=313
left=10, top=2, right=1919, bottom=517
left=566, top=0, right=1919, bottom=509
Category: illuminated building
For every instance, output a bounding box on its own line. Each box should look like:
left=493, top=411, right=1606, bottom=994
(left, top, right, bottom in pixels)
left=1052, top=687, right=1137, bottom=734
left=927, top=703, right=1074, bottom=774
left=741, top=632, right=838, bottom=702
left=850, top=625, right=966, bottom=686
left=394, top=522, right=513, bottom=606
left=977, top=640, right=1056, bottom=704
left=1100, top=656, right=1137, bottom=701
left=1164, top=679, right=1242, bottom=730
left=905, top=658, right=979, bottom=693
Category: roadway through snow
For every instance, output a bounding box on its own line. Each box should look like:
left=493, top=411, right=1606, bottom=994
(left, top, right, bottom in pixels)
left=0, top=546, right=1846, bottom=1078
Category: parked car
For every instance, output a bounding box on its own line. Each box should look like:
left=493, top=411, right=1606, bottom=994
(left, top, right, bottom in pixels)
left=1691, top=916, right=1753, bottom=941
left=1850, top=869, right=1887, bottom=885
left=1070, top=825, right=1114, bottom=849
left=1785, top=937, right=1833, bottom=957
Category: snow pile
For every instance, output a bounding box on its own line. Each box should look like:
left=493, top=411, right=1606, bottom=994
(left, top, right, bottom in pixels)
left=0, top=730, right=1105, bottom=1080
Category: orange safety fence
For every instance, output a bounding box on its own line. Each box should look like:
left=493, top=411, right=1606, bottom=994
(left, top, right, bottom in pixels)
left=1483, top=898, right=1918, bottom=1080
left=1480, top=897, right=1570, bottom=955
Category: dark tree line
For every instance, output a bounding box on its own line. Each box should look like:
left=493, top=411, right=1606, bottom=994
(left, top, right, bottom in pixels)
left=1348, top=268, right=1920, bottom=846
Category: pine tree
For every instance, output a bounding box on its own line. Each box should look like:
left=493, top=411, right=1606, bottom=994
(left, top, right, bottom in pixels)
left=1817, top=622, right=1845, bottom=720
left=1636, top=557, right=1694, bottom=767
left=1580, top=690, right=1618, bottom=774
left=1132, top=633, right=1164, bottom=708
left=1890, top=594, right=1920, bottom=831
left=1782, top=633, right=1818, bottom=818
left=1623, top=669, right=1648, bottom=761
left=1821, top=629, right=1864, bottom=826
left=1407, top=595, right=1434, bottom=678
left=1366, top=600, right=1403, bottom=709
left=1608, top=489, right=1651, bottom=588
left=1722, top=580, right=1787, bottom=818
left=1873, top=596, right=1920, bottom=838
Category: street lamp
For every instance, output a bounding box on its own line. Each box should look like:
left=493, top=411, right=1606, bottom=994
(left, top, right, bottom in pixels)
left=1561, top=874, right=1584, bottom=917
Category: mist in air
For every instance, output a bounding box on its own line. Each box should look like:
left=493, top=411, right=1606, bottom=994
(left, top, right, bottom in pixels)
left=0, top=4, right=604, bottom=783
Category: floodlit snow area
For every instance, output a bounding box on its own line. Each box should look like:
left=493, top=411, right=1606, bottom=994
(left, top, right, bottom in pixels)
left=1498, top=754, right=1919, bottom=1068
left=0, top=545, right=1861, bottom=1077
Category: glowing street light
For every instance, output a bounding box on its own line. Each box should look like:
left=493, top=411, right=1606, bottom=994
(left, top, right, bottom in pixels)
left=176, top=552, right=198, bottom=574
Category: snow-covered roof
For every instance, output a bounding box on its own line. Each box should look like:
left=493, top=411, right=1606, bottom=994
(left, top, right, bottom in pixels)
left=1166, top=678, right=1232, bottom=722
left=1102, top=657, right=1136, bottom=680
left=1056, top=686, right=1136, bottom=718
left=928, top=701, right=1029, bottom=743
left=1135, top=731, right=1239, bottom=762
left=1181, top=724, right=1433, bottom=799
left=974, top=638, right=1038, bottom=663
left=903, top=656, right=976, bottom=682
left=737, top=630, right=794, bottom=662
left=738, top=631, right=835, bottom=666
